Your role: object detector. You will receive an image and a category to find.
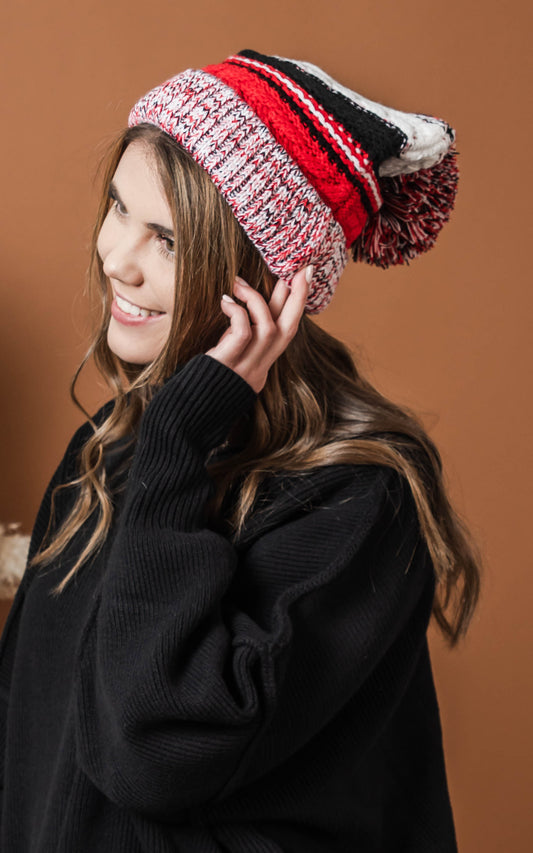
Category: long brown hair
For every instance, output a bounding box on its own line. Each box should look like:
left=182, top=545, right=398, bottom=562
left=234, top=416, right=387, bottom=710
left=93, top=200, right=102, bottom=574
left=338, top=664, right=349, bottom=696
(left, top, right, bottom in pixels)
left=32, top=123, right=482, bottom=647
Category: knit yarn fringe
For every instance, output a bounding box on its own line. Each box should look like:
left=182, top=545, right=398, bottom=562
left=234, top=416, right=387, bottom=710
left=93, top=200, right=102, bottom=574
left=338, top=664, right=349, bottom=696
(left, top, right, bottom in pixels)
left=351, top=149, right=459, bottom=268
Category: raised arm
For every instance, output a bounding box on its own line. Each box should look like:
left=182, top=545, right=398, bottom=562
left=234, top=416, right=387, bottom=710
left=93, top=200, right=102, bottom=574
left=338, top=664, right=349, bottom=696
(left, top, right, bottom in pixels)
left=73, top=353, right=434, bottom=820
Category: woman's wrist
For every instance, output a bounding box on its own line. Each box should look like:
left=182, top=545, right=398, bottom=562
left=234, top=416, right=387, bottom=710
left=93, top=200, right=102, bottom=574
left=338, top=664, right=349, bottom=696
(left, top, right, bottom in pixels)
left=136, top=353, right=257, bottom=461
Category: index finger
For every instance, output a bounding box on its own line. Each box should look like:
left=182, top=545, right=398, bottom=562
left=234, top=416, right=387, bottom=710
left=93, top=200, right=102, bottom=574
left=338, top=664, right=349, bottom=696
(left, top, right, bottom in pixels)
left=275, top=266, right=312, bottom=338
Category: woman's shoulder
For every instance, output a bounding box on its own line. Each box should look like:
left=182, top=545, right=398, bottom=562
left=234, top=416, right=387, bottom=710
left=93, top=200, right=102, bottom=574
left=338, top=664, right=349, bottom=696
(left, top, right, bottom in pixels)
left=266, top=461, right=405, bottom=508
left=231, top=460, right=432, bottom=646
left=233, top=462, right=411, bottom=548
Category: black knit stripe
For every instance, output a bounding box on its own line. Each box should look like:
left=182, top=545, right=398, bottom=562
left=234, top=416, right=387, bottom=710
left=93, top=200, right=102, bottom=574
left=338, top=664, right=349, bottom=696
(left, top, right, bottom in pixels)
left=238, top=50, right=407, bottom=167
left=225, top=57, right=374, bottom=218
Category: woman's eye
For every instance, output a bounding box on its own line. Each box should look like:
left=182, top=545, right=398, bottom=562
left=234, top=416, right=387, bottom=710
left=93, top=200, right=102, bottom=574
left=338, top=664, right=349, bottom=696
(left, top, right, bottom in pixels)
left=110, top=197, right=127, bottom=217
left=157, top=236, right=175, bottom=259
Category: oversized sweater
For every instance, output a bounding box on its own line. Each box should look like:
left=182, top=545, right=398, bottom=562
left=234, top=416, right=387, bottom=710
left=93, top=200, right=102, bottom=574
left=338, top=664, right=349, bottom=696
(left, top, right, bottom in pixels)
left=0, top=353, right=458, bottom=852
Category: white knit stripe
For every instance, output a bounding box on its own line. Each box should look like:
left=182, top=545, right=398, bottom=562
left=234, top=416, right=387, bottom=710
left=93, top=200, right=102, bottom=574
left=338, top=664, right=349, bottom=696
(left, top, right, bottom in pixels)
left=129, top=69, right=348, bottom=313
left=231, top=54, right=382, bottom=209
left=279, top=57, right=455, bottom=177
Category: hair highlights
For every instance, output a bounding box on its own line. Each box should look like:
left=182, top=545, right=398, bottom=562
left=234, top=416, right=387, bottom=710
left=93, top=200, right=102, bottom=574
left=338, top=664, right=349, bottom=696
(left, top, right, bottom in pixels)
left=31, top=124, right=482, bottom=647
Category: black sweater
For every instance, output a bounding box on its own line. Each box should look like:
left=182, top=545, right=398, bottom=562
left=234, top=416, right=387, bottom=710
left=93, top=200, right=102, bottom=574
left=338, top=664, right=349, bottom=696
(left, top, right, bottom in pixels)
left=0, top=354, right=458, bottom=852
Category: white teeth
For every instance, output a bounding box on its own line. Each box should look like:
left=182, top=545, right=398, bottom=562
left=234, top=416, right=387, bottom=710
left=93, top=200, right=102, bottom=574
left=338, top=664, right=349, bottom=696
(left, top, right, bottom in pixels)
left=116, top=294, right=160, bottom=317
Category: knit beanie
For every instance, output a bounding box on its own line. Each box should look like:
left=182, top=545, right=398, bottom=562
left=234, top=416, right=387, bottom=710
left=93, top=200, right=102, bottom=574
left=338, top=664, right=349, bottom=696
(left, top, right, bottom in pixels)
left=128, top=49, right=458, bottom=314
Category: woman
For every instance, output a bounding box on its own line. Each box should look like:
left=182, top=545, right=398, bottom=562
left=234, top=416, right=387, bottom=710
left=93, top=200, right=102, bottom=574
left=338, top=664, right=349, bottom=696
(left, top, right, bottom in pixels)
left=0, top=50, right=482, bottom=852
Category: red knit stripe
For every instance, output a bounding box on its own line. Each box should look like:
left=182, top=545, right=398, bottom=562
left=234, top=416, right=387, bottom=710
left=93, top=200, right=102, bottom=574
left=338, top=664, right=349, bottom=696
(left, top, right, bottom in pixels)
left=204, top=61, right=372, bottom=245
left=228, top=55, right=381, bottom=206
left=129, top=69, right=349, bottom=312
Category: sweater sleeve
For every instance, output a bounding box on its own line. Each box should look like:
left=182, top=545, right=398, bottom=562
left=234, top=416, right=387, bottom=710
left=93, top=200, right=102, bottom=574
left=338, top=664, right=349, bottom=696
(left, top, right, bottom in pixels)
left=72, top=353, right=435, bottom=820
left=0, top=408, right=102, bottom=669
left=0, top=401, right=114, bottom=795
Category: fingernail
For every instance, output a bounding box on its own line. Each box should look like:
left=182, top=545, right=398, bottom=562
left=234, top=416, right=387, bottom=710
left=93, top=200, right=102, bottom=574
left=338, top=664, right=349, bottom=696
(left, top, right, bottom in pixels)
left=222, top=294, right=235, bottom=303
left=305, top=265, right=314, bottom=284
left=234, top=276, right=248, bottom=287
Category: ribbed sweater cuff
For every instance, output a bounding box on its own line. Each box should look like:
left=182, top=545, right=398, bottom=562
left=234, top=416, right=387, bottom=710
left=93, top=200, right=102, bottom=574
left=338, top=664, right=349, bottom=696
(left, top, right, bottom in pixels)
left=138, top=354, right=257, bottom=453
left=123, top=354, right=257, bottom=529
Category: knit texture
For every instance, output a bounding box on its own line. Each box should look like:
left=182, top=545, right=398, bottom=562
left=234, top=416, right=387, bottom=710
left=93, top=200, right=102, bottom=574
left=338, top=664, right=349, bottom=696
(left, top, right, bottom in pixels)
left=0, top=355, right=458, bottom=851
left=128, top=69, right=347, bottom=315
left=129, top=50, right=459, bottom=311
left=204, top=54, right=383, bottom=240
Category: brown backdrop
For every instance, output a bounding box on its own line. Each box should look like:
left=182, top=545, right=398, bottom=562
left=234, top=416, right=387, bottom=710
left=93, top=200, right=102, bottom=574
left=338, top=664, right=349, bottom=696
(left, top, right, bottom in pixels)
left=1, top=0, right=532, bottom=848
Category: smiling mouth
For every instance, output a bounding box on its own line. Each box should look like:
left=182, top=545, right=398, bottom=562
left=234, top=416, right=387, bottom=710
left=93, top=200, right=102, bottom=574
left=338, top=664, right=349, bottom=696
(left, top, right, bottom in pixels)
left=115, top=293, right=163, bottom=318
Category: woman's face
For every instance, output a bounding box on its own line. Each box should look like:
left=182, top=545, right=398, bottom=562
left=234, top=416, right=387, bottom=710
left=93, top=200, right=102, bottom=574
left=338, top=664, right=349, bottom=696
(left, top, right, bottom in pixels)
left=97, top=140, right=176, bottom=365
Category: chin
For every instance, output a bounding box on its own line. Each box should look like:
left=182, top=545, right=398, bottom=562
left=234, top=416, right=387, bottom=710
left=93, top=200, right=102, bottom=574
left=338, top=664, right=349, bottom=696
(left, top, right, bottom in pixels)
left=106, top=319, right=167, bottom=365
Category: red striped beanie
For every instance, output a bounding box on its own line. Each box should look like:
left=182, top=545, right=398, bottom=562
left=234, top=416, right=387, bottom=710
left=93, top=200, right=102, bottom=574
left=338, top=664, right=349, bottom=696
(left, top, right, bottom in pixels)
left=129, top=50, right=458, bottom=314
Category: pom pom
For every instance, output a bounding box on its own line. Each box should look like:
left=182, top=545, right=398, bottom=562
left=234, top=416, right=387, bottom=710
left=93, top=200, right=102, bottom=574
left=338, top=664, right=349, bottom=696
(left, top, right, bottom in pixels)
left=351, top=149, right=459, bottom=268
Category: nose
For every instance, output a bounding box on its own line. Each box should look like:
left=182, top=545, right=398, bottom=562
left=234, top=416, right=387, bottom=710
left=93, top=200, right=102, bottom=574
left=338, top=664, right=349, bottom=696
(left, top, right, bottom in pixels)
left=101, top=232, right=144, bottom=287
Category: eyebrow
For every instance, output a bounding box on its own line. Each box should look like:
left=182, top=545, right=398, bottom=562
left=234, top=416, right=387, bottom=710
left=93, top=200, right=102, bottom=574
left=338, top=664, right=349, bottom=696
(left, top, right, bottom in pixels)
left=109, top=181, right=175, bottom=240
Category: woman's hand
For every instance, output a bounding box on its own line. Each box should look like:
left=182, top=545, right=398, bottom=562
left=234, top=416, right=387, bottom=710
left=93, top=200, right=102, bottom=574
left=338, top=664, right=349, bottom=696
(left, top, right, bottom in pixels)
left=205, top=266, right=313, bottom=393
